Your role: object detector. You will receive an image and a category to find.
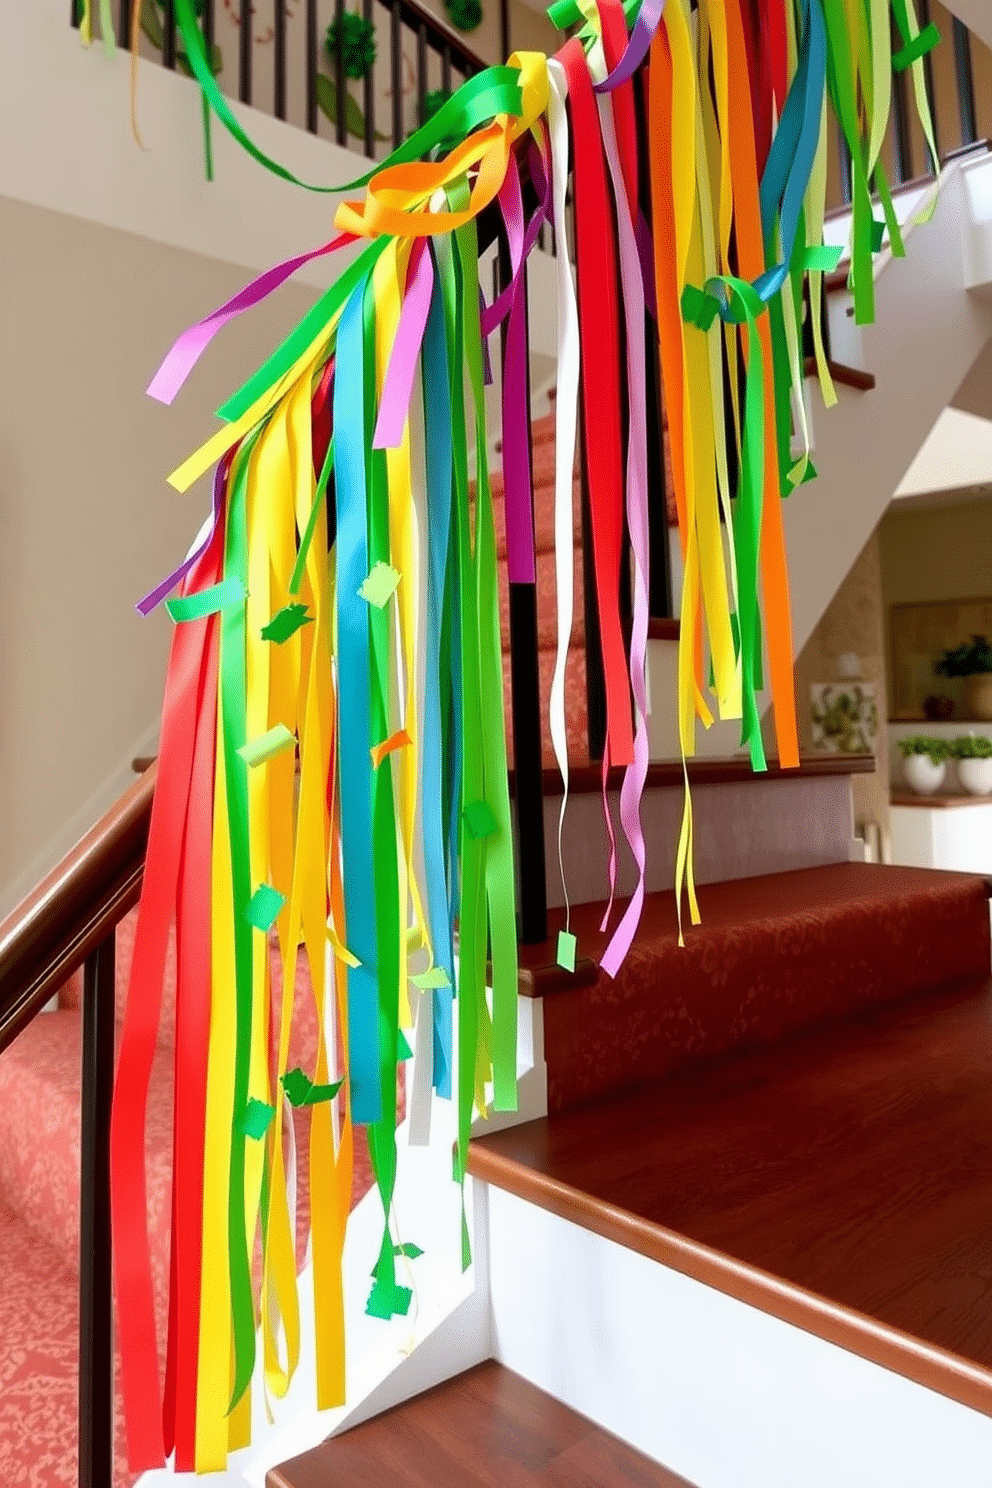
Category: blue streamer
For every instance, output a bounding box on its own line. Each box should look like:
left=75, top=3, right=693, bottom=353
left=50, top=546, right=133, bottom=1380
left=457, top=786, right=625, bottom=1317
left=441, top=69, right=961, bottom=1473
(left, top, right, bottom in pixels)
left=334, top=281, right=382, bottom=1125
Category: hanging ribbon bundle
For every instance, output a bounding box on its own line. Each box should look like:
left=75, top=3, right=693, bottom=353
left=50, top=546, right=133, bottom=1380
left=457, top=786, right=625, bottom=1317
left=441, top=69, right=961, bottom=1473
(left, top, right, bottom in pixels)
left=111, top=0, right=940, bottom=1470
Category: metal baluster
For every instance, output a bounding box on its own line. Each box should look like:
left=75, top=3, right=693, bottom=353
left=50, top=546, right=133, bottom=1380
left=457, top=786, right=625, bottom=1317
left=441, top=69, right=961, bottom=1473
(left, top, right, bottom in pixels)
left=498, top=239, right=547, bottom=943
left=204, top=0, right=214, bottom=68
left=499, top=0, right=510, bottom=69
left=918, top=0, right=939, bottom=172
left=363, top=0, right=375, bottom=155
left=417, top=21, right=427, bottom=129
left=78, top=936, right=115, bottom=1488
left=335, top=0, right=347, bottom=144
left=891, top=13, right=913, bottom=181
left=72, top=0, right=80, bottom=28
left=163, top=0, right=176, bottom=67
left=274, top=0, right=287, bottom=118
left=240, top=0, right=252, bottom=103
left=391, top=1, right=403, bottom=150
left=118, top=0, right=132, bottom=45
left=953, top=16, right=977, bottom=147
left=307, top=0, right=318, bottom=131
left=837, top=120, right=852, bottom=204
left=442, top=42, right=451, bottom=96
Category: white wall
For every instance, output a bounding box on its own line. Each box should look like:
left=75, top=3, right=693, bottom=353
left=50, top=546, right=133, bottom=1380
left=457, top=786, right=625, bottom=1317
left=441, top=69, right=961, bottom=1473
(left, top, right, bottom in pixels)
left=0, top=197, right=317, bottom=915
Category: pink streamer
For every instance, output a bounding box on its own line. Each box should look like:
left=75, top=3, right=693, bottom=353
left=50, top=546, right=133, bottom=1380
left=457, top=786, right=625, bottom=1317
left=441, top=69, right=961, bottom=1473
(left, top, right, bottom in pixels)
left=597, top=91, right=651, bottom=980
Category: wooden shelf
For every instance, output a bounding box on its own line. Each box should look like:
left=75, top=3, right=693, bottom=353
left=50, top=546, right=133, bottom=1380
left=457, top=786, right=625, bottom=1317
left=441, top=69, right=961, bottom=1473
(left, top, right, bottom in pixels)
left=892, top=793, right=992, bottom=809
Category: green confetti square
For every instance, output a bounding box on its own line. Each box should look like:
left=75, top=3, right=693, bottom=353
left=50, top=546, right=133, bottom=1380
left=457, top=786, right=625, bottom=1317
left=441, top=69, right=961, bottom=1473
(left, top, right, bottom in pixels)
left=556, top=930, right=577, bottom=973
left=366, top=1279, right=412, bottom=1320
left=261, top=602, right=313, bottom=644
left=238, top=723, right=296, bottom=768
left=463, top=799, right=497, bottom=839
left=870, top=217, right=885, bottom=253
left=237, top=1098, right=275, bottom=1140
left=358, top=561, right=401, bottom=608
left=410, top=966, right=451, bottom=990
left=246, top=884, right=285, bottom=932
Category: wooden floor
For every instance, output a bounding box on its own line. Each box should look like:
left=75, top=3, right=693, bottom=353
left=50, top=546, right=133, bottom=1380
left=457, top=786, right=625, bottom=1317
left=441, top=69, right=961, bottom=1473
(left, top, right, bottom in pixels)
left=267, top=1361, right=695, bottom=1487
left=470, top=976, right=992, bottom=1416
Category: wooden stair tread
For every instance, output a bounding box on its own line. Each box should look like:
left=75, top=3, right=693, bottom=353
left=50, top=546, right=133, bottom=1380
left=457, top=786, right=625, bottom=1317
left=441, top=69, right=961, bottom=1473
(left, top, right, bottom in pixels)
left=470, top=974, right=992, bottom=1417
left=267, top=1360, right=695, bottom=1487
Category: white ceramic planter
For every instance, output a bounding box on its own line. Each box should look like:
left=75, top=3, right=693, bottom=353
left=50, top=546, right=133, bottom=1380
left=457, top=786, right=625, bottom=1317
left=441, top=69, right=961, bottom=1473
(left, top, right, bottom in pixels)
left=902, top=754, right=946, bottom=795
left=957, top=757, right=992, bottom=796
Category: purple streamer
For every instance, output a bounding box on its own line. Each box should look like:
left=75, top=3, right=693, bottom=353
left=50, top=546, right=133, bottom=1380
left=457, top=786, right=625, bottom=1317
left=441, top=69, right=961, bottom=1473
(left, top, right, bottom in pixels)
left=593, top=0, right=666, bottom=93
left=136, top=457, right=227, bottom=616
left=147, top=232, right=354, bottom=406
left=498, top=159, right=537, bottom=586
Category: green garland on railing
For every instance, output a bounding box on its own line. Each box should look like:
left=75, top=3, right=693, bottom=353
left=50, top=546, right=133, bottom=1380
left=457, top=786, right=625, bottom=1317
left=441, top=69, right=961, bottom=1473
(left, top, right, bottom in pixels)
left=325, top=11, right=378, bottom=79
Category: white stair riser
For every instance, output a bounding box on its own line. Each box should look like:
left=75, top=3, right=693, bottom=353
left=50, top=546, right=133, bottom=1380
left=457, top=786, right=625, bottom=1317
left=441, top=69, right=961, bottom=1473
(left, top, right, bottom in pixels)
left=486, top=1184, right=992, bottom=1488
left=539, top=770, right=855, bottom=909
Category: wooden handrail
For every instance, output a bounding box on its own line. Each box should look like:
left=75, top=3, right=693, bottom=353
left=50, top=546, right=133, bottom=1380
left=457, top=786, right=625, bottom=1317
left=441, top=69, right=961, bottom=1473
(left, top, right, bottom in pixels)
left=0, top=764, right=156, bottom=1054
left=390, top=0, right=487, bottom=74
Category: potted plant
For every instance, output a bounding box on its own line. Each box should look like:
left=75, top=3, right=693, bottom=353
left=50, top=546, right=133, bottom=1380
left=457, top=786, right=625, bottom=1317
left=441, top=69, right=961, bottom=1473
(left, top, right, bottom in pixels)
left=933, top=635, right=992, bottom=720
left=951, top=734, right=992, bottom=796
left=898, top=736, right=949, bottom=795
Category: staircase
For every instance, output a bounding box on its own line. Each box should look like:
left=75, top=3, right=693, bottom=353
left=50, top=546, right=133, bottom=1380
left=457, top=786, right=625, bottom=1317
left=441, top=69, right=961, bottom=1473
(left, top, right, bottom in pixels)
left=275, top=857, right=992, bottom=1488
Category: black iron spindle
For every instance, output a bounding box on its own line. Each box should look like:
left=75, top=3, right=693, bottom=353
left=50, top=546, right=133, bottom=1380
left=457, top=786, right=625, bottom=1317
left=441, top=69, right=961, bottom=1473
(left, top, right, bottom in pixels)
left=72, top=0, right=80, bottom=28
left=891, top=14, right=913, bottom=181
left=118, top=0, right=133, bottom=45
left=578, top=409, right=608, bottom=763
left=499, top=0, right=510, bottom=70
left=837, top=121, right=852, bottom=204
left=391, top=1, right=403, bottom=149
left=363, top=0, right=375, bottom=155
left=417, top=21, right=427, bottom=127
left=78, top=936, right=116, bottom=1488
left=442, top=42, right=451, bottom=95
left=240, top=0, right=252, bottom=103
left=203, top=0, right=214, bottom=58
left=953, top=16, right=977, bottom=147
left=917, top=0, right=940, bottom=171
left=163, top=0, right=176, bottom=67
left=335, top=0, right=347, bottom=144
left=497, top=239, right=547, bottom=943
left=307, top=0, right=318, bottom=131
left=274, top=0, right=287, bottom=118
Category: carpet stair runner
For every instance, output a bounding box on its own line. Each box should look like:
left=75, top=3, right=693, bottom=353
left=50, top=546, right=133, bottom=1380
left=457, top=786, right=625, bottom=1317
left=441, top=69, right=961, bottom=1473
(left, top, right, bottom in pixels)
left=0, top=911, right=397, bottom=1488
left=492, top=393, right=676, bottom=769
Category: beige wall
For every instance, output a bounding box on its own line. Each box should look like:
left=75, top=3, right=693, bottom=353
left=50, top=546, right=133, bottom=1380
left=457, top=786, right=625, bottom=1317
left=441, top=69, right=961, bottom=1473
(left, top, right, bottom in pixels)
left=0, top=195, right=316, bottom=914
left=879, top=496, right=992, bottom=609
left=793, top=530, right=891, bottom=845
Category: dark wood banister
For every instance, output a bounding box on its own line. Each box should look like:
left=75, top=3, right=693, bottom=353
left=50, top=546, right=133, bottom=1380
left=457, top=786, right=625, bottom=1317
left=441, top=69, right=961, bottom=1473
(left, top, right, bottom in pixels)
left=0, top=763, right=155, bottom=1055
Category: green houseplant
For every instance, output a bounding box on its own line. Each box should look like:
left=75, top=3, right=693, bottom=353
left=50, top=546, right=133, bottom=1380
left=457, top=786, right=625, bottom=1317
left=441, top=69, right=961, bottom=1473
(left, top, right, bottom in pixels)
left=934, top=635, right=992, bottom=720
left=950, top=734, right=992, bottom=795
left=898, top=736, right=949, bottom=795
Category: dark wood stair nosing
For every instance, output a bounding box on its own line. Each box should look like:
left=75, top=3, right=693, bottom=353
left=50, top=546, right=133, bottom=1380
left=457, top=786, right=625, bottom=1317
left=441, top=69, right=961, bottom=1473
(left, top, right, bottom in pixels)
left=468, top=1133, right=992, bottom=1422
left=509, top=752, right=875, bottom=799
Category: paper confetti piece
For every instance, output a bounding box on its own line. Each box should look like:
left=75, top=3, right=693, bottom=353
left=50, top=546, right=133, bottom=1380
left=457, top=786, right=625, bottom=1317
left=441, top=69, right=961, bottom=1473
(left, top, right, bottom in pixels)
left=394, top=1242, right=423, bottom=1259
left=358, top=561, right=401, bottom=607
left=261, top=601, right=313, bottom=643
left=870, top=217, right=885, bottom=253
left=397, top=1030, right=414, bottom=1062
left=237, top=723, right=296, bottom=767
left=893, top=21, right=940, bottom=71
left=463, top=800, right=497, bottom=839
left=282, top=1067, right=345, bottom=1107
left=245, top=884, right=285, bottom=931
left=166, top=576, right=246, bottom=623
left=236, top=1099, right=275, bottom=1139
left=410, top=966, right=451, bottom=990
left=365, top=1279, right=412, bottom=1320
left=370, top=728, right=412, bottom=768
left=556, top=930, right=577, bottom=973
